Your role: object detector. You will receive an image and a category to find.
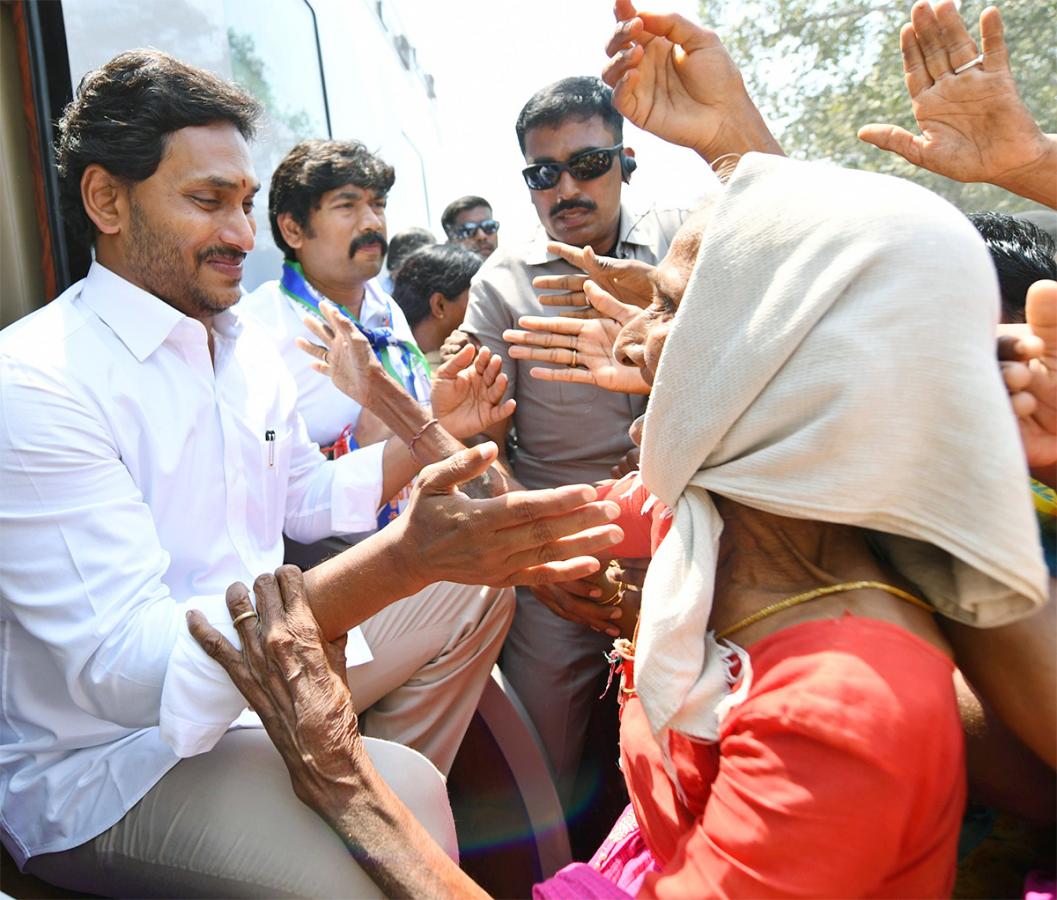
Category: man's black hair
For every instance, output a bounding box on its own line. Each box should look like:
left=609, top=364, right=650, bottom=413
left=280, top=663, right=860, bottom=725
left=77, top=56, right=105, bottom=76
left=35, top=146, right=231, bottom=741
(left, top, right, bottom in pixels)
left=387, top=226, right=435, bottom=276
left=515, top=76, right=623, bottom=155
left=441, top=195, right=492, bottom=237
left=969, top=212, right=1057, bottom=323
left=269, top=139, right=395, bottom=261
left=392, top=244, right=482, bottom=328
left=56, top=49, right=261, bottom=251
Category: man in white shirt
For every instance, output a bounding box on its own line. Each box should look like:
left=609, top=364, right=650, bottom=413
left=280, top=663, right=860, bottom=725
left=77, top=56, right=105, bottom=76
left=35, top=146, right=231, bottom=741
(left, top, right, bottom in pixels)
left=0, top=50, right=621, bottom=897
left=241, top=139, right=430, bottom=539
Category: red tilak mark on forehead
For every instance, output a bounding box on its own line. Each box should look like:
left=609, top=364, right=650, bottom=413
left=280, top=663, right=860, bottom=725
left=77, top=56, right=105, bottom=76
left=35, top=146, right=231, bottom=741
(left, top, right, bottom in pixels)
left=241, top=178, right=247, bottom=188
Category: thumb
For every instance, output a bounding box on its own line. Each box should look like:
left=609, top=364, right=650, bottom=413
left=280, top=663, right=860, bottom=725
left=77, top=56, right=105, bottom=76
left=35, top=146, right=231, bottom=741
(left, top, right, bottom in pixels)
left=418, top=442, right=498, bottom=495
left=585, top=279, right=638, bottom=323
left=857, top=123, right=919, bottom=162
left=1026, top=279, right=1057, bottom=368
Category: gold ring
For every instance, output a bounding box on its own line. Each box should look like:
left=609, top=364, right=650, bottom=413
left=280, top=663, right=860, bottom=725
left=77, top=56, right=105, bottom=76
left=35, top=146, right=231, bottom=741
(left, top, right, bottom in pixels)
left=597, top=579, right=626, bottom=607
left=231, top=609, right=259, bottom=627
left=322, top=349, right=329, bottom=365
left=570, top=348, right=578, bottom=368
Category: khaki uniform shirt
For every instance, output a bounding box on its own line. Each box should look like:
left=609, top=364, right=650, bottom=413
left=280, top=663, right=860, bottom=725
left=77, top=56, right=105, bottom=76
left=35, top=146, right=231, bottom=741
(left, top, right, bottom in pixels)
left=461, top=201, right=688, bottom=490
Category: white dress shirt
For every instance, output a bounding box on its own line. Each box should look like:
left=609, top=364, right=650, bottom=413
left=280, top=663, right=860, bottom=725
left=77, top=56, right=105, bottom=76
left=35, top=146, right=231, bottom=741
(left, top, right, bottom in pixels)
left=241, top=277, right=426, bottom=447
left=0, top=263, right=381, bottom=866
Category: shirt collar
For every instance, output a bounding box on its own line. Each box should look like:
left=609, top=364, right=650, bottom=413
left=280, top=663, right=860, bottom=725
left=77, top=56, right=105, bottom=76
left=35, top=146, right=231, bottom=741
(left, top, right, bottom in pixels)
left=80, top=261, right=242, bottom=362
left=522, top=198, right=653, bottom=266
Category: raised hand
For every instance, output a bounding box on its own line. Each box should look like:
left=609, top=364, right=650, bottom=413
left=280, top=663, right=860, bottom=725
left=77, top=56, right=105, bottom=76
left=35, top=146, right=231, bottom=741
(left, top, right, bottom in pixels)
left=534, top=241, right=655, bottom=311
left=298, top=299, right=383, bottom=406
left=505, top=279, right=650, bottom=395
left=395, top=443, right=624, bottom=587
left=602, top=0, right=782, bottom=163
left=430, top=343, right=515, bottom=439
left=858, top=1, right=1056, bottom=208
left=440, top=329, right=473, bottom=363
left=999, top=280, right=1057, bottom=482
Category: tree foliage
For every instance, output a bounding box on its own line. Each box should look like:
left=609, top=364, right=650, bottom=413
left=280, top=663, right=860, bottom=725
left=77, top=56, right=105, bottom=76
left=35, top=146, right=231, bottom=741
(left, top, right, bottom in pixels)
left=701, top=0, right=1056, bottom=212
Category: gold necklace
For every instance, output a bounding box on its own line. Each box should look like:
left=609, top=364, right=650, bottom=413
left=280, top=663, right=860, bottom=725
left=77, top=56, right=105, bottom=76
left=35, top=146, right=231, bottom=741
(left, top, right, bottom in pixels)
left=714, top=580, right=932, bottom=641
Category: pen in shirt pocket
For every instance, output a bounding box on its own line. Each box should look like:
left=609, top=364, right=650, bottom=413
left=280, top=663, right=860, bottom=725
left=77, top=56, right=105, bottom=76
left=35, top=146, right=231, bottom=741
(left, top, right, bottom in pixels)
left=265, top=429, right=275, bottom=467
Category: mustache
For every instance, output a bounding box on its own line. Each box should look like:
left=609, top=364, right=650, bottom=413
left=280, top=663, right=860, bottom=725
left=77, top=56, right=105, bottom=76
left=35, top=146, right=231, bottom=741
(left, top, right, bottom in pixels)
left=196, top=246, right=246, bottom=266
left=550, top=198, right=597, bottom=217
left=349, top=231, right=388, bottom=257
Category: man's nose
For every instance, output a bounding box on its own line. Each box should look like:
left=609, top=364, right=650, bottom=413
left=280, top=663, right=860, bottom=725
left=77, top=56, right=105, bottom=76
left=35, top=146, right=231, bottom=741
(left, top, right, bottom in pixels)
left=220, top=205, right=256, bottom=252
left=613, top=315, right=644, bottom=368
left=554, top=169, right=580, bottom=200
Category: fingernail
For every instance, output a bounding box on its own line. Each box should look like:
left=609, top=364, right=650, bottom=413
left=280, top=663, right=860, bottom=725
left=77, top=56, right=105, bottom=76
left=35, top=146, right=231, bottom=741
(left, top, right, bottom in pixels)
left=606, top=627, right=620, bottom=637
left=609, top=609, right=622, bottom=620
left=589, top=588, right=601, bottom=598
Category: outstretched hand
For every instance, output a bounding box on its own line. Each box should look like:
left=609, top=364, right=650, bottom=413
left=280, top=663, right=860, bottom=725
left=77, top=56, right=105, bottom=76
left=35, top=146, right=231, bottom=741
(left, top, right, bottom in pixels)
left=602, top=0, right=782, bottom=163
left=505, top=280, right=650, bottom=395
left=297, top=300, right=383, bottom=406
left=534, top=242, right=655, bottom=311
left=999, top=280, right=1057, bottom=483
left=188, top=567, right=362, bottom=818
left=430, top=343, right=515, bottom=438
left=397, top=443, right=624, bottom=587
left=858, top=1, right=1055, bottom=208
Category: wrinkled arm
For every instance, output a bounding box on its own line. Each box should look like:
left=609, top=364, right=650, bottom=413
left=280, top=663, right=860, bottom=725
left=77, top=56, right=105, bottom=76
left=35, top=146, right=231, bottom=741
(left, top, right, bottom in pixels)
left=189, top=567, right=490, bottom=899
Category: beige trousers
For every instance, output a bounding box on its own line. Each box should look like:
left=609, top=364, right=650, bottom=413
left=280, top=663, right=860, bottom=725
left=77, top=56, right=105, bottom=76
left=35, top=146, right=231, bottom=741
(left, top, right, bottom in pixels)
left=26, top=580, right=513, bottom=897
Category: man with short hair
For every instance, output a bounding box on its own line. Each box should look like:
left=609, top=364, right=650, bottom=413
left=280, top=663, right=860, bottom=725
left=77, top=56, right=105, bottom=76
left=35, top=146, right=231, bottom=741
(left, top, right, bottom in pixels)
left=242, top=140, right=430, bottom=483
left=0, top=50, right=619, bottom=897
left=459, top=75, right=688, bottom=803
left=442, top=194, right=500, bottom=259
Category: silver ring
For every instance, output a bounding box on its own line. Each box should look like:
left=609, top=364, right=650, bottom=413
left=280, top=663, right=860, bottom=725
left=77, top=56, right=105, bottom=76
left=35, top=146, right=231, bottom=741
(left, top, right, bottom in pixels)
left=231, top=609, right=258, bottom=628
left=953, top=54, right=984, bottom=75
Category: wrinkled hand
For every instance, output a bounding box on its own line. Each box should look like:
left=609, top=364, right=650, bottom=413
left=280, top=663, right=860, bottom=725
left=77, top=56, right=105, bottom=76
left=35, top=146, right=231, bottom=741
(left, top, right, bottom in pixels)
left=298, top=299, right=383, bottom=407
left=602, top=0, right=781, bottom=162
left=534, top=242, right=655, bottom=311
left=858, top=1, right=1052, bottom=196
left=187, top=567, right=363, bottom=821
left=396, top=442, right=623, bottom=587
left=429, top=343, right=515, bottom=439
left=440, top=329, right=473, bottom=363
left=608, top=557, right=648, bottom=641
left=504, top=280, right=650, bottom=395
left=999, top=280, right=1057, bottom=481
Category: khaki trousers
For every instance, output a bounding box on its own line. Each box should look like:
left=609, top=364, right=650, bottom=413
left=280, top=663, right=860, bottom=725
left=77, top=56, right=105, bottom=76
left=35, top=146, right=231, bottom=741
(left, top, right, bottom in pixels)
left=26, top=580, right=513, bottom=896
left=501, top=586, right=613, bottom=805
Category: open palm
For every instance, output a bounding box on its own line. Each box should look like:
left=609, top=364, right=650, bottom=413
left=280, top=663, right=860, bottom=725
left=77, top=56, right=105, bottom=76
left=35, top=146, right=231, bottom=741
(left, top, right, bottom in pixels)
left=430, top=344, right=515, bottom=439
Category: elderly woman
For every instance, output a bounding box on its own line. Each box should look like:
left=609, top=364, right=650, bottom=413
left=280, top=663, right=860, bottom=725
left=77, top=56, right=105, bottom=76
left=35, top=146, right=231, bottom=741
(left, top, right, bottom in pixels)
left=189, top=143, right=1047, bottom=897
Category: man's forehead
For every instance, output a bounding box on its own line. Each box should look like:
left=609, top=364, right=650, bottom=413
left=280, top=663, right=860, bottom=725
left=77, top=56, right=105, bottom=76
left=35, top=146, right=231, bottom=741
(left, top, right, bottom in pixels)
left=454, top=205, right=491, bottom=222
left=322, top=183, right=383, bottom=202
left=160, top=123, right=258, bottom=186
left=523, top=115, right=616, bottom=161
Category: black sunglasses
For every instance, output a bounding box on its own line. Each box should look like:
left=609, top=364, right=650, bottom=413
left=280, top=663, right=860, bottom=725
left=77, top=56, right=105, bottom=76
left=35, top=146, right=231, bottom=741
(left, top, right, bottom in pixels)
left=521, top=144, right=623, bottom=191
left=451, top=218, right=500, bottom=240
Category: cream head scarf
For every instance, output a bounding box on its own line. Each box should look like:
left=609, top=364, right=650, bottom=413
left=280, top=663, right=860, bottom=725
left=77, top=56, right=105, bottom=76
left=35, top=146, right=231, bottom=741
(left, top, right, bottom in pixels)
left=636, top=153, right=1049, bottom=744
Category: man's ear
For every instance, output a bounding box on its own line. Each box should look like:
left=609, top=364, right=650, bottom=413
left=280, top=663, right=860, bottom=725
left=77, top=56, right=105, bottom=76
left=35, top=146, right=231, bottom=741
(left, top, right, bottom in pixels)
left=81, top=164, right=126, bottom=235
left=621, top=147, right=637, bottom=183
left=277, top=211, right=307, bottom=251
left=429, top=291, right=446, bottom=319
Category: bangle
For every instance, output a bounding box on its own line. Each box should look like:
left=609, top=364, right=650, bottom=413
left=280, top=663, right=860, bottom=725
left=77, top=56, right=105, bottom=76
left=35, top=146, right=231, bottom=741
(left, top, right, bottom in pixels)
left=407, top=417, right=439, bottom=464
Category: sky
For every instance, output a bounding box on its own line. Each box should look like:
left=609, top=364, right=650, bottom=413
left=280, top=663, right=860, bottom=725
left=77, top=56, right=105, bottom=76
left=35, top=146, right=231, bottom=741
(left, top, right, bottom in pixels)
left=396, top=0, right=717, bottom=243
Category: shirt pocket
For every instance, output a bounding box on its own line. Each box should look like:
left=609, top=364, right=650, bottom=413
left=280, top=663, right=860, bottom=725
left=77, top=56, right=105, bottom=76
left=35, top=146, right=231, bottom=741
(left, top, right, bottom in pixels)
left=259, top=428, right=294, bottom=540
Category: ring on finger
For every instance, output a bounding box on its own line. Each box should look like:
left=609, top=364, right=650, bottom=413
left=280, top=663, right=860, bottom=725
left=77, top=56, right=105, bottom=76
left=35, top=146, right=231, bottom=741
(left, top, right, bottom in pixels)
left=953, top=53, right=984, bottom=74
left=570, top=348, right=578, bottom=368
left=231, top=609, right=259, bottom=627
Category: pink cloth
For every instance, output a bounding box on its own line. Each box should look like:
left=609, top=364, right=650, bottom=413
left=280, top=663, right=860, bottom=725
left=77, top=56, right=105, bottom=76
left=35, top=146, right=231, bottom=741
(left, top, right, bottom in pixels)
left=533, top=805, right=659, bottom=900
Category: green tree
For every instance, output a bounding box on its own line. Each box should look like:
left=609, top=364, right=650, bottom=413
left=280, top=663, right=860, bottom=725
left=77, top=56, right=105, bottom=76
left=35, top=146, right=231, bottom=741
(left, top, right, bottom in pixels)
left=701, top=0, right=1056, bottom=212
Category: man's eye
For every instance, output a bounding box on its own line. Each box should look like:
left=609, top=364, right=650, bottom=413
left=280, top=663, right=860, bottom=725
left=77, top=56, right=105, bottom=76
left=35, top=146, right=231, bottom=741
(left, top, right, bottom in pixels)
left=243, top=202, right=255, bottom=214
left=191, top=196, right=219, bottom=206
